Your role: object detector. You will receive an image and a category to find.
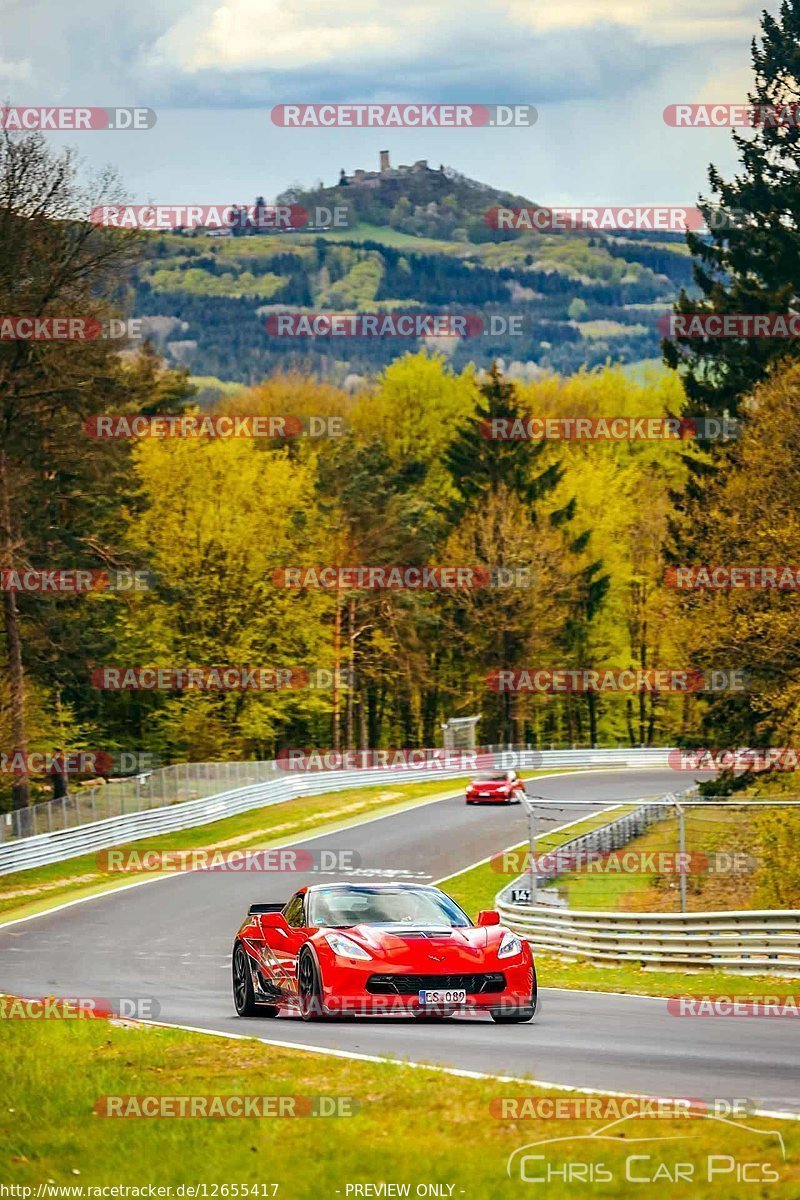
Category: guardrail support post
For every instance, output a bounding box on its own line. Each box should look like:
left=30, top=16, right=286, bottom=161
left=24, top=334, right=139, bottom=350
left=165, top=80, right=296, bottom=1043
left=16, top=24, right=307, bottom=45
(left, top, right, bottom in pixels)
left=673, top=794, right=687, bottom=914
left=528, top=803, right=538, bottom=906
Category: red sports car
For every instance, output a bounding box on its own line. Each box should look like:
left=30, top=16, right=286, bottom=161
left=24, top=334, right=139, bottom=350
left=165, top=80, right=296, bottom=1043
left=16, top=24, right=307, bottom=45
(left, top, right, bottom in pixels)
left=465, top=769, right=526, bottom=804
left=232, top=882, right=536, bottom=1023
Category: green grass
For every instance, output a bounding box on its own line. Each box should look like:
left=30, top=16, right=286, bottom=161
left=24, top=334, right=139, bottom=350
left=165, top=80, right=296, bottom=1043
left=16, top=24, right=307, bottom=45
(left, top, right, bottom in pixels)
left=1, top=1016, right=796, bottom=1193
left=534, top=954, right=800, bottom=996
left=555, top=808, right=757, bottom=913
left=0, top=771, right=554, bottom=925
left=215, top=240, right=317, bottom=263
left=441, top=805, right=637, bottom=915
left=188, top=376, right=247, bottom=396
left=288, top=222, right=461, bottom=252
left=0, top=777, right=472, bottom=924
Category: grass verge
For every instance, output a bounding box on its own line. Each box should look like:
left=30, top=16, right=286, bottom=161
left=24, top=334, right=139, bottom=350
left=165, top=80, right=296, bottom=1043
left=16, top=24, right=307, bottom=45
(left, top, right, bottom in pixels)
left=554, top=807, right=758, bottom=913
left=1, top=1015, right=797, bottom=1194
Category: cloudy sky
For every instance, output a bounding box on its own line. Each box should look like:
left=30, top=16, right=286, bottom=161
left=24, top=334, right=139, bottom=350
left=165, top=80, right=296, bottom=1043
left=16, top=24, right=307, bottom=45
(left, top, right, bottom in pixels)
left=0, top=0, right=774, bottom=207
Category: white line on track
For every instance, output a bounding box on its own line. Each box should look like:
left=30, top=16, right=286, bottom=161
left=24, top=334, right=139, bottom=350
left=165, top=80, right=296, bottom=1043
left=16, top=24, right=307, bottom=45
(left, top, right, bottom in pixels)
left=136, top=1016, right=800, bottom=1123
left=0, top=784, right=471, bottom=931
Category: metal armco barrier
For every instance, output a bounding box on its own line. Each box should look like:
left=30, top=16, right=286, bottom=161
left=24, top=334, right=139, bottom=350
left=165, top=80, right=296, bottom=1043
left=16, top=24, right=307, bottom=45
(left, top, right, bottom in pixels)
left=496, top=899, right=800, bottom=972
left=0, top=747, right=673, bottom=875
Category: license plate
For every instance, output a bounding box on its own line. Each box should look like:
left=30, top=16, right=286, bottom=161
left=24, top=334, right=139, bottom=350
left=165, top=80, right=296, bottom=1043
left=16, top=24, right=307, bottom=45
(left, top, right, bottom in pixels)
left=418, top=988, right=467, bottom=1005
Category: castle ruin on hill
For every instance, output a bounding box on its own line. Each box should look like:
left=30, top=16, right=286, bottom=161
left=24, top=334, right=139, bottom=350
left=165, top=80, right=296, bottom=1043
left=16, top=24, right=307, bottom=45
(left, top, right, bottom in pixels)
left=338, top=151, right=446, bottom=189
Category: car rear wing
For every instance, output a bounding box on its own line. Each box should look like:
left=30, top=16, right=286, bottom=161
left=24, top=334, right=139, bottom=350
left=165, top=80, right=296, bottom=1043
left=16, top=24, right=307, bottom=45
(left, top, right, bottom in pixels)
left=248, top=903, right=286, bottom=916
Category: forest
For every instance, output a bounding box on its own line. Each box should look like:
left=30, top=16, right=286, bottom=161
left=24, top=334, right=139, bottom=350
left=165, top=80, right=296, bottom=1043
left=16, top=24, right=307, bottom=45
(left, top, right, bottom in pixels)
left=3, top=0, right=800, bottom=811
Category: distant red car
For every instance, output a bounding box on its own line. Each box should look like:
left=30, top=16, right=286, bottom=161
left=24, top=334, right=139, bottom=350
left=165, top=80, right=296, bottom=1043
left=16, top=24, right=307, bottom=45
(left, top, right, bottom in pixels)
left=466, top=770, right=526, bottom=805
left=232, top=882, right=536, bottom=1023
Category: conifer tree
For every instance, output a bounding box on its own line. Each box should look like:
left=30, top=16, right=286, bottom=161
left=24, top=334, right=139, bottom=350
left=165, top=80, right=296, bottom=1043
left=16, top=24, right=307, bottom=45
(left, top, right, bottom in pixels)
left=663, top=0, right=800, bottom=416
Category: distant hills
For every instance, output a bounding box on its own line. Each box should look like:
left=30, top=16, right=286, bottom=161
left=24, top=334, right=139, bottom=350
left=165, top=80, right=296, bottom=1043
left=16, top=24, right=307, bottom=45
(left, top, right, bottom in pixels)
left=132, top=154, right=694, bottom=391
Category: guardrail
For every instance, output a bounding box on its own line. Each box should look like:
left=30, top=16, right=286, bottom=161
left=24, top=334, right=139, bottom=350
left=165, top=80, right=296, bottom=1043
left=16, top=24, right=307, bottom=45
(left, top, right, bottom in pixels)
left=496, top=899, right=800, bottom=972
left=0, top=745, right=674, bottom=844
left=0, top=746, right=675, bottom=875
left=1, top=760, right=286, bottom=842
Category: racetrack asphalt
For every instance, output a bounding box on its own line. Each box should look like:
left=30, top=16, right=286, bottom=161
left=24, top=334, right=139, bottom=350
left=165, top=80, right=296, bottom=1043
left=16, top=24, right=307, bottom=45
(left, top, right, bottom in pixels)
left=1, top=767, right=798, bottom=1114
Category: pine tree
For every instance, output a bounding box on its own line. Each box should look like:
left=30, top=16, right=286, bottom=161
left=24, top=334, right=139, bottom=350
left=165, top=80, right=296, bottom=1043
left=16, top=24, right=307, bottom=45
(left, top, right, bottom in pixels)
left=442, top=364, right=608, bottom=744
left=444, top=363, right=562, bottom=515
left=663, top=0, right=800, bottom=417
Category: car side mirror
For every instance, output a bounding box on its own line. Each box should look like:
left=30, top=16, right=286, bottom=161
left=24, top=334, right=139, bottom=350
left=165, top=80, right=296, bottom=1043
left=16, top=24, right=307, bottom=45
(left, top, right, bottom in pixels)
left=261, top=912, right=291, bottom=931
left=477, top=909, right=500, bottom=926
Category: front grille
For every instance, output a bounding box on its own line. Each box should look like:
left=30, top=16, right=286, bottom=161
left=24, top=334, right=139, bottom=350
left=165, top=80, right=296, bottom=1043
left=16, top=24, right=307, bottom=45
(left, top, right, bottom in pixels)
left=366, top=972, right=506, bottom=995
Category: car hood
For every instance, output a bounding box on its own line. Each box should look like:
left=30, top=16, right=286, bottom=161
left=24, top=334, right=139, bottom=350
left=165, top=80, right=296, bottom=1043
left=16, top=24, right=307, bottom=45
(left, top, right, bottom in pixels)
left=322, top=923, right=504, bottom=966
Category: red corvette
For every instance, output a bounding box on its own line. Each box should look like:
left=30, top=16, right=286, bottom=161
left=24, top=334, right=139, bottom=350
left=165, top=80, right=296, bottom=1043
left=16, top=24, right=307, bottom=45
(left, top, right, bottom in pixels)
left=466, top=769, right=526, bottom=804
left=232, top=882, right=536, bottom=1023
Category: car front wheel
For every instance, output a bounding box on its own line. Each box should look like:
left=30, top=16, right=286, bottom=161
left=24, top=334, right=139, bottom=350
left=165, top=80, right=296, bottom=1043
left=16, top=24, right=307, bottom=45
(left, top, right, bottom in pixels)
left=298, top=949, right=328, bottom=1021
left=490, top=967, right=537, bottom=1024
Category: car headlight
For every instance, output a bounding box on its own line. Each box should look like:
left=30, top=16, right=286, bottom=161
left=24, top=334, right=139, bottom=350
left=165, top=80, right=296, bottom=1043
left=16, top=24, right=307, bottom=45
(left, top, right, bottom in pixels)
left=497, top=930, right=523, bottom=959
left=323, top=932, right=372, bottom=960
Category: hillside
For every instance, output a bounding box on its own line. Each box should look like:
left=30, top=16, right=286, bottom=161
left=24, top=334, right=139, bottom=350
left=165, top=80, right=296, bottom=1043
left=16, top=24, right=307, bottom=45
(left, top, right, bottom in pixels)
left=132, top=155, right=694, bottom=388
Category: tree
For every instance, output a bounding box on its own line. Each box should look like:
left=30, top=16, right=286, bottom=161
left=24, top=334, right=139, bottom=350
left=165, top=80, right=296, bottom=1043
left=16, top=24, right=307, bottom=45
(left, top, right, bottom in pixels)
left=524, top=365, right=691, bottom=746
left=0, top=131, right=190, bottom=808
left=115, top=436, right=332, bottom=761
left=441, top=364, right=608, bottom=743
left=317, top=353, right=479, bottom=748
left=568, top=297, right=588, bottom=322
left=668, top=359, right=800, bottom=746
left=439, top=486, right=579, bottom=743
left=315, top=436, right=422, bottom=750
left=0, top=131, right=139, bottom=807
left=663, top=1, right=800, bottom=417
left=444, top=363, right=562, bottom=516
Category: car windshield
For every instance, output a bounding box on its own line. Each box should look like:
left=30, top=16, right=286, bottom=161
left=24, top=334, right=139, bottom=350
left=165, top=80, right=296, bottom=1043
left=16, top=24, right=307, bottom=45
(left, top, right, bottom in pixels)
left=307, top=886, right=471, bottom=929
left=475, top=772, right=511, bottom=782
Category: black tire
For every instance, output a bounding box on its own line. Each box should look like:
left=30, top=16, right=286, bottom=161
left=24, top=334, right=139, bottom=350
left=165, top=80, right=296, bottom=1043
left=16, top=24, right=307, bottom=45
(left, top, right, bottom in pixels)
left=232, top=942, right=257, bottom=1016
left=232, top=943, right=279, bottom=1018
left=491, top=966, right=537, bottom=1024
left=298, top=949, right=327, bottom=1021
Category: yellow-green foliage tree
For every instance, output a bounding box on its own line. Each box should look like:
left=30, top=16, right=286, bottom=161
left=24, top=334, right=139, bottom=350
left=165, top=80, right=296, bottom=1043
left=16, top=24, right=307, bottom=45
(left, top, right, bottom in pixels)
left=754, top=810, right=800, bottom=908
left=505, top=365, right=693, bottom=745
left=114, top=436, right=333, bottom=761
